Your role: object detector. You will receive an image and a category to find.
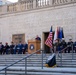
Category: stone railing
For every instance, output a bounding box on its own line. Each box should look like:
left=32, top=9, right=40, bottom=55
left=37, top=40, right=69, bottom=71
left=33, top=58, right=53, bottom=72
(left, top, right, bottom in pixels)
left=52, top=0, right=76, bottom=5
left=0, top=0, right=76, bottom=14
left=7, top=0, right=33, bottom=12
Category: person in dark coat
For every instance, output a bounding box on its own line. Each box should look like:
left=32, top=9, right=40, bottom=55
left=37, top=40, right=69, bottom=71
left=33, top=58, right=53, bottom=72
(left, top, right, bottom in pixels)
left=22, top=42, right=28, bottom=54
left=4, top=43, right=10, bottom=54
left=61, top=38, right=67, bottom=53
left=0, top=42, right=4, bottom=54
left=67, top=39, right=73, bottom=53
left=17, top=41, right=23, bottom=54
left=73, top=41, right=76, bottom=53
left=13, top=43, right=17, bottom=54
left=54, top=39, right=61, bottom=52
left=10, top=42, right=14, bottom=54
left=35, top=35, right=41, bottom=41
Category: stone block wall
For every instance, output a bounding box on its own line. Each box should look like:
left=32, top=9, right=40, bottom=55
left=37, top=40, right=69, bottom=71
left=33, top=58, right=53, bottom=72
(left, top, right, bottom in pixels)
left=0, top=1, right=76, bottom=49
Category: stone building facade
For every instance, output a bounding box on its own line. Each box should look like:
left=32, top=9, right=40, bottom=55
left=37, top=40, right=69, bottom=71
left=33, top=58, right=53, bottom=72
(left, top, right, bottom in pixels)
left=0, top=0, right=76, bottom=50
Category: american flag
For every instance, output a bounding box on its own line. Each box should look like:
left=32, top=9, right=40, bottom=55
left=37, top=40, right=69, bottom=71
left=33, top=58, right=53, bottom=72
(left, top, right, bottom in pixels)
left=45, top=27, right=53, bottom=48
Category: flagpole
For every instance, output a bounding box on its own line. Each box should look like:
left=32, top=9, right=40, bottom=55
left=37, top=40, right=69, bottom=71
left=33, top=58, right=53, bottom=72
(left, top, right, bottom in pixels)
left=50, top=31, right=54, bottom=53
left=50, top=35, right=53, bottom=53
left=50, top=47, right=53, bottom=53
left=45, top=26, right=53, bottom=53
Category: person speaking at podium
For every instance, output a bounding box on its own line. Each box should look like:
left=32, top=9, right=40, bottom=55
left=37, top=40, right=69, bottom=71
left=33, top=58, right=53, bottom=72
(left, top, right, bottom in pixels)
left=35, top=35, right=41, bottom=41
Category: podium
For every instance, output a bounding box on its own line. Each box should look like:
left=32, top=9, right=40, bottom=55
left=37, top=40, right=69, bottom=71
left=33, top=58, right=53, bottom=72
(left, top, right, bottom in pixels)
left=28, top=40, right=41, bottom=54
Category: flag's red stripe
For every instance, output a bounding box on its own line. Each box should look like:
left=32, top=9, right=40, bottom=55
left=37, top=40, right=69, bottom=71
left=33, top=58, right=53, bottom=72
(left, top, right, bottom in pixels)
left=45, top=32, right=53, bottom=48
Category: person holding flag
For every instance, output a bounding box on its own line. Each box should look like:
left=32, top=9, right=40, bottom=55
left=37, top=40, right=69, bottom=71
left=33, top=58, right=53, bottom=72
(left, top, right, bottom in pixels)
left=45, top=26, right=53, bottom=53
left=45, top=26, right=56, bottom=67
left=53, top=27, right=65, bottom=52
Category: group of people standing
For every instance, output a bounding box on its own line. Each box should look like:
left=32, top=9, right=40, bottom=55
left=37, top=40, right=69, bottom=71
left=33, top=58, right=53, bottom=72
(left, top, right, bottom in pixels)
left=0, top=41, right=28, bottom=55
left=0, top=35, right=41, bottom=55
left=54, top=38, right=76, bottom=53
left=1, top=35, right=76, bottom=54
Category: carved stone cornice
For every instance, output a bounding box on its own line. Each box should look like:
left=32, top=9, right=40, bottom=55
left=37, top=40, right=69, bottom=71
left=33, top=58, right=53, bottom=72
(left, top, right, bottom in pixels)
left=0, top=0, right=76, bottom=14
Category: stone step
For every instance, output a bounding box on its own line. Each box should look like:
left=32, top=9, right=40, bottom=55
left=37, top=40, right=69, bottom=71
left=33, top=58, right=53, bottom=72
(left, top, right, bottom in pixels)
left=0, top=54, right=75, bottom=56
left=0, top=65, right=76, bottom=67
left=0, top=54, right=76, bottom=68
left=0, top=58, right=76, bottom=62
left=0, top=54, right=76, bottom=66
left=0, top=53, right=76, bottom=75
left=0, top=71, right=76, bottom=75
left=0, top=61, right=76, bottom=64
left=0, top=59, right=76, bottom=62
left=0, top=61, right=76, bottom=66
left=58, top=65, right=76, bottom=67
left=2, top=57, right=76, bottom=59
left=0, top=53, right=76, bottom=57
left=0, top=67, right=76, bottom=75
left=0, top=57, right=76, bottom=60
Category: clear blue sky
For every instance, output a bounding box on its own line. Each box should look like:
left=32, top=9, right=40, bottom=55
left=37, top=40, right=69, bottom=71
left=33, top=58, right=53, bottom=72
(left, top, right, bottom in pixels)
left=7, top=0, right=18, bottom=3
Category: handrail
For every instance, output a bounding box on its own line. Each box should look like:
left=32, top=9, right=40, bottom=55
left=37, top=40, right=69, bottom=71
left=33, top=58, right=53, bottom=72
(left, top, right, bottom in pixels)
left=58, top=44, right=73, bottom=53
left=57, top=43, right=74, bottom=66
left=57, top=45, right=69, bottom=60
left=0, top=49, right=44, bottom=73
left=57, top=44, right=73, bottom=57
left=59, top=45, right=69, bottom=53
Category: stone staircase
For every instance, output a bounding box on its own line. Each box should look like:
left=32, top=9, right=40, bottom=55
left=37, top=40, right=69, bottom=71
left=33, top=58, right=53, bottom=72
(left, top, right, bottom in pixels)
left=0, top=53, right=76, bottom=75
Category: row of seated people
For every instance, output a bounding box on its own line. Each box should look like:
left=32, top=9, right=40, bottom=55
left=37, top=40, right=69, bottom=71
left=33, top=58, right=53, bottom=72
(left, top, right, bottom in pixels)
left=53, top=39, right=76, bottom=53
left=0, top=41, right=28, bottom=54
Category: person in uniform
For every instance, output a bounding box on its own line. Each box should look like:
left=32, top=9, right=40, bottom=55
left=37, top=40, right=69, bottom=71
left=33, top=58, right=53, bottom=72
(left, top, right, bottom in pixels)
left=0, top=42, right=4, bottom=54
left=10, top=42, right=14, bottom=54
left=13, top=43, right=17, bottom=54
left=4, top=43, right=10, bottom=54
left=22, top=42, right=28, bottom=54
left=16, top=41, right=23, bottom=54
left=73, top=41, right=76, bottom=53
left=61, top=38, right=67, bottom=53
left=54, top=39, right=61, bottom=53
left=67, top=39, right=73, bottom=53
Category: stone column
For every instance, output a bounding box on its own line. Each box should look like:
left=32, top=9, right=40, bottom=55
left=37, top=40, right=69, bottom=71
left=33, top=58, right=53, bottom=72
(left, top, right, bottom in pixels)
left=2, top=5, right=7, bottom=14
left=33, top=0, right=37, bottom=9
left=49, top=0, right=54, bottom=6
left=0, top=6, right=2, bottom=14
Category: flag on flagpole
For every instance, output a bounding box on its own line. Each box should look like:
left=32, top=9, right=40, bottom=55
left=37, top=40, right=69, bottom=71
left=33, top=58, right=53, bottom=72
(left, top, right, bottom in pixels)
left=62, top=27, right=64, bottom=38
left=45, top=53, right=56, bottom=67
left=58, top=27, right=64, bottom=40
left=45, top=26, right=53, bottom=48
left=53, top=27, right=64, bottom=43
left=54, top=27, right=58, bottom=41
left=58, top=27, right=60, bottom=39
left=58, top=27, right=62, bottom=40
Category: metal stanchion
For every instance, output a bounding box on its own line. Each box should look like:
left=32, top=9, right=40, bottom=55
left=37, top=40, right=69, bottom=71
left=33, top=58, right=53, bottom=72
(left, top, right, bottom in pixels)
left=72, top=43, right=74, bottom=60
left=5, top=69, right=7, bottom=75
left=25, top=58, right=27, bottom=75
left=60, top=52, right=62, bottom=67
left=42, top=50, right=43, bottom=69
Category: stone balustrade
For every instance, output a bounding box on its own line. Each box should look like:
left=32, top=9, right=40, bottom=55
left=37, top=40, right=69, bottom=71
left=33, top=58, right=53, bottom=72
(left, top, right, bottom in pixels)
left=0, top=0, right=76, bottom=14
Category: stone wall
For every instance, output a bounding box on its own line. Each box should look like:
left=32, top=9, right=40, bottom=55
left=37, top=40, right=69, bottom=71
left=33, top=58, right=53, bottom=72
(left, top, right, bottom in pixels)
left=0, top=0, right=76, bottom=49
